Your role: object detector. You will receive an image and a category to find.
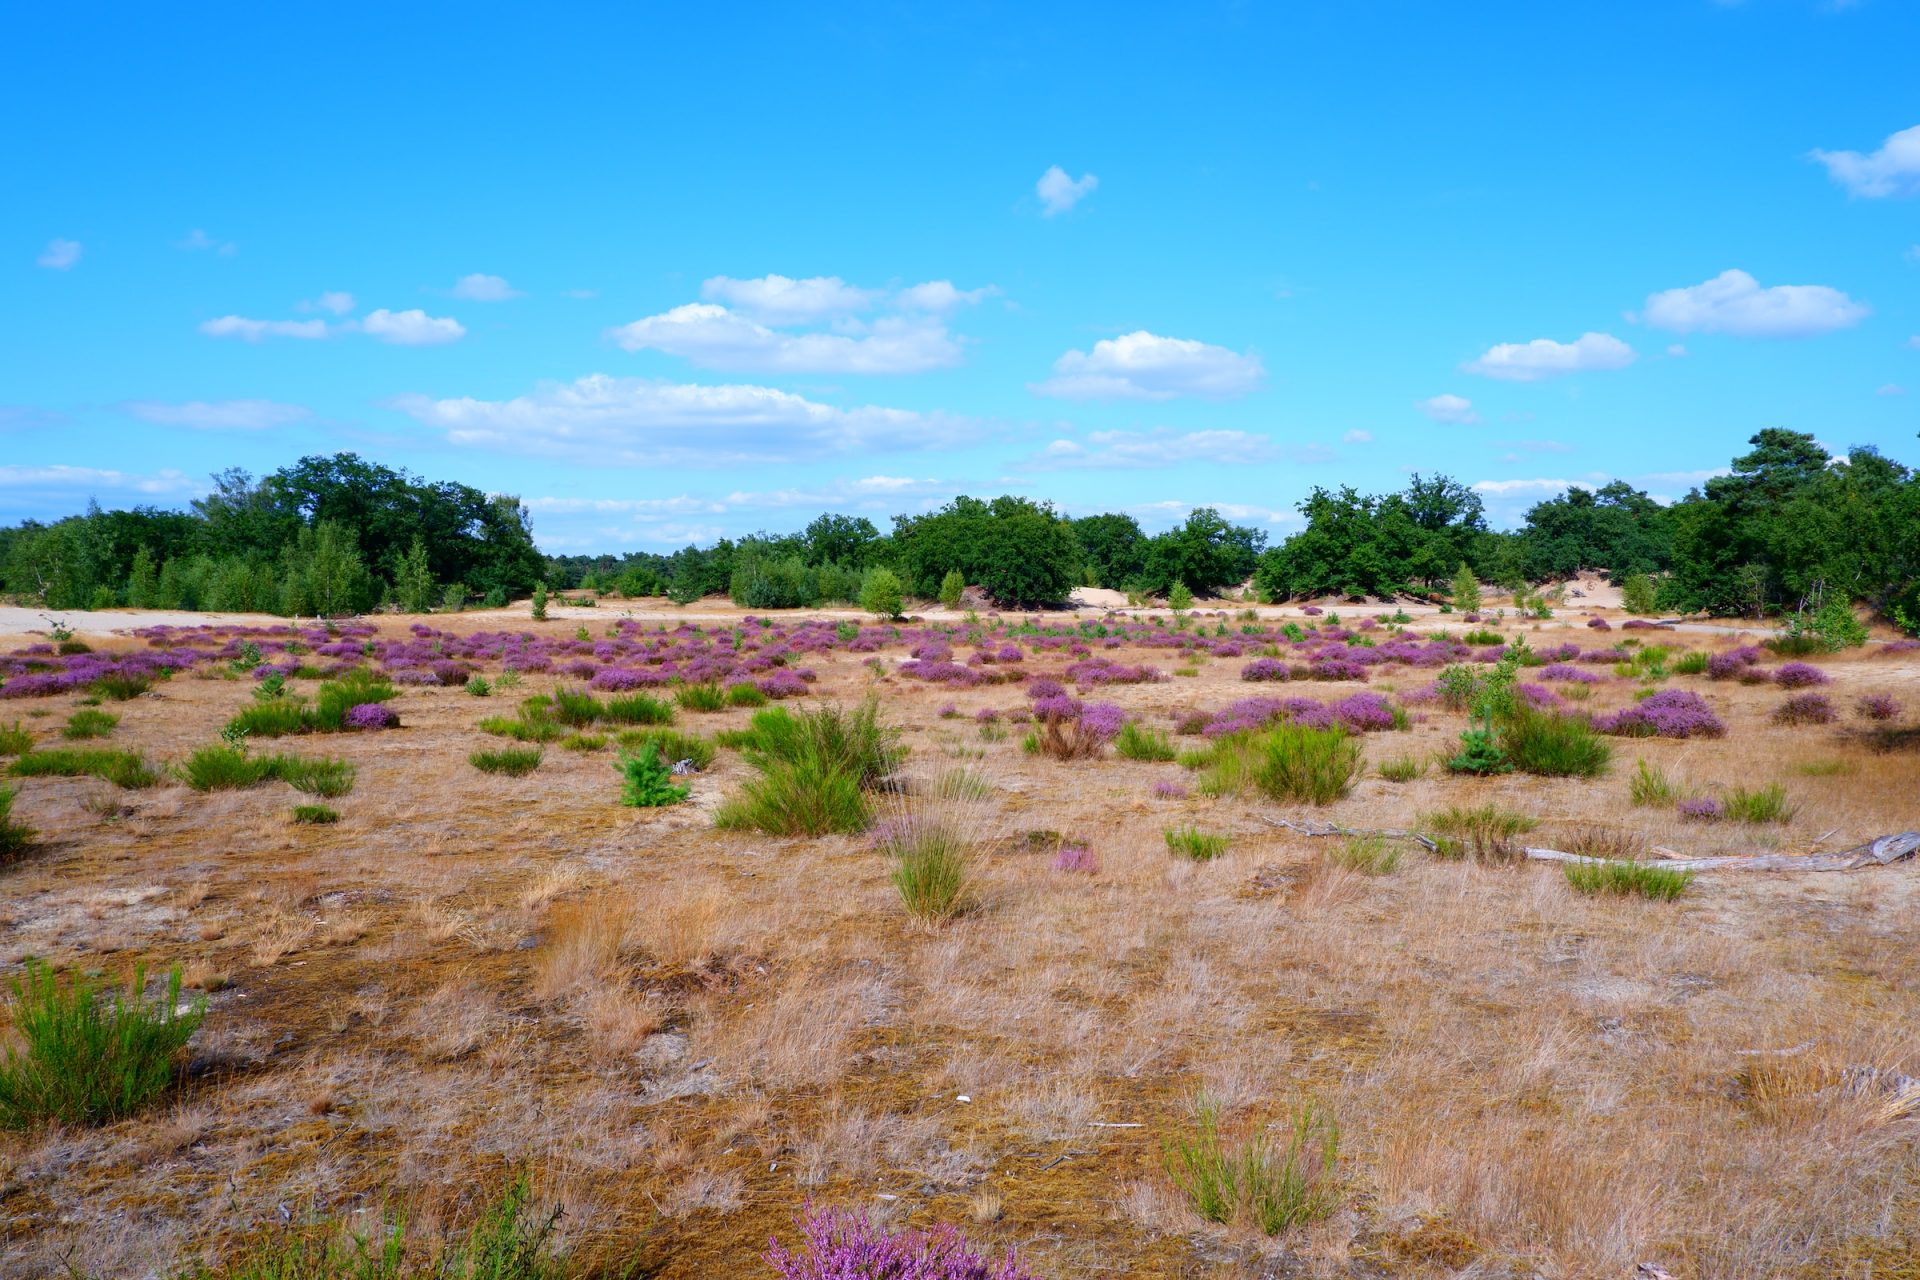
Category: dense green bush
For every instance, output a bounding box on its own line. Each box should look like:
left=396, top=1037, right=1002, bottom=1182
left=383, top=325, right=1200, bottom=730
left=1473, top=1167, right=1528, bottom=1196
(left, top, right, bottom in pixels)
left=616, top=744, right=689, bottom=807
left=0, top=961, right=203, bottom=1129
left=470, top=747, right=543, bottom=777
left=1498, top=709, right=1612, bottom=778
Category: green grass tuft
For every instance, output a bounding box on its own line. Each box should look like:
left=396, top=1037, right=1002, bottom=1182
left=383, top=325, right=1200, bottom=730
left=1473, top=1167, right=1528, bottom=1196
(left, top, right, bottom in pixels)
left=291, top=804, right=340, bottom=825
left=612, top=727, right=714, bottom=771
left=9, top=748, right=158, bottom=790
left=1377, top=755, right=1425, bottom=782
left=1499, top=709, right=1612, bottom=778
left=0, top=961, right=203, bottom=1129
left=1420, top=804, right=1538, bottom=862
left=1325, top=834, right=1403, bottom=875
left=61, top=708, right=119, bottom=740
left=1165, top=825, right=1230, bottom=861
left=470, top=747, right=544, bottom=777
left=601, top=693, right=674, bottom=726
left=726, top=682, right=768, bottom=708
left=675, top=683, right=728, bottom=713
left=1115, top=720, right=1178, bottom=762
left=1627, top=758, right=1678, bottom=807
left=0, top=784, right=34, bottom=860
left=1563, top=859, right=1694, bottom=900
left=0, top=722, right=32, bottom=756
left=1723, top=783, right=1797, bottom=824
left=1162, top=1096, right=1341, bottom=1235
left=890, top=824, right=971, bottom=923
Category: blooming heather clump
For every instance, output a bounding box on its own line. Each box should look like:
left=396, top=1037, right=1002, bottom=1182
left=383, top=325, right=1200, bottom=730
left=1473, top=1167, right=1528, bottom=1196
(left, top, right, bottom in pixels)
left=758, top=670, right=810, bottom=699
left=1240, top=657, right=1290, bottom=682
left=1302, top=605, right=1323, bottom=616
left=1587, top=616, right=1612, bottom=630
left=1593, top=690, right=1725, bottom=739
left=1773, top=662, right=1831, bottom=689
left=1152, top=779, right=1189, bottom=799
left=1025, top=677, right=1066, bottom=700
left=1330, top=692, right=1396, bottom=733
left=1030, top=693, right=1083, bottom=723
left=1053, top=842, right=1099, bottom=874
left=1539, top=663, right=1603, bottom=684
left=1306, top=657, right=1368, bottom=682
left=1516, top=683, right=1567, bottom=712
left=1706, top=646, right=1762, bottom=680
left=1079, top=702, right=1126, bottom=742
left=937, top=703, right=960, bottom=718
left=1773, top=692, right=1837, bottom=725
left=974, top=708, right=1001, bottom=724
left=765, top=1205, right=1037, bottom=1280
left=1856, top=693, right=1901, bottom=722
left=1678, top=797, right=1722, bottom=822
left=343, top=703, right=398, bottom=731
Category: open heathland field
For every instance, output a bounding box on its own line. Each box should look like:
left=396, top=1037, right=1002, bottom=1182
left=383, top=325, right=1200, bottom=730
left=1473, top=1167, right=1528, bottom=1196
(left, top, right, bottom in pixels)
left=2, top=601, right=1919, bottom=1279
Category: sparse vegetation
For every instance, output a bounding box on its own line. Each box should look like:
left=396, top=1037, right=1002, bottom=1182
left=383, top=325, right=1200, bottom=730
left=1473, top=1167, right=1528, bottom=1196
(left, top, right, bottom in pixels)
left=1377, top=754, right=1425, bottom=782
left=0, top=784, right=33, bottom=860
left=1326, top=834, right=1403, bottom=875
left=616, top=744, right=689, bottom=807
left=291, top=804, right=340, bottom=825
left=1114, top=720, right=1177, bottom=762
left=1499, top=708, right=1612, bottom=778
left=62, top=708, right=119, bottom=740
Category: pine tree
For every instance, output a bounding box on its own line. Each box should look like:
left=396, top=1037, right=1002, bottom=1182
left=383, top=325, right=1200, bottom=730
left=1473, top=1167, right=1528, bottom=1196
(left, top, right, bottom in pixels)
left=860, top=567, right=904, bottom=620
left=394, top=536, right=435, bottom=613
left=125, top=547, right=158, bottom=609
left=1168, top=581, right=1194, bottom=612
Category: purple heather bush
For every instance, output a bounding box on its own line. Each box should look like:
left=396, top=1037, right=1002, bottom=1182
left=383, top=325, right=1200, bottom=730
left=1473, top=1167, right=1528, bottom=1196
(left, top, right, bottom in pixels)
left=1772, top=662, right=1830, bottom=689
left=974, top=708, right=1001, bottom=724
left=1306, top=657, right=1369, bottom=682
left=1052, top=842, right=1099, bottom=874
left=1594, top=690, right=1726, bottom=739
left=1330, top=691, right=1397, bottom=732
left=758, top=670, right=810, bottom=700
left=1856, top=693, right=1901, bottom=722
left=343, top=702, right=398, bottom=731
left=1152, top=779, right=1189, bottom=799
left=1240, top=657, right=1290, bottom=682
left=937, top=703, right=960, bottom=719
left=1030, top=693, right=1083, bottom=723
left=1539, top=663, right=1603, bottom=684
left=1024, top=677, right=1066, bottom=701
left=764, top=1205, right=1036, bottom=1274
left=1302, top=605, right=1323, bottom=616
left=1078, top=702, right=1126, bottom=742
left=1678, top=797, right=1723, bottom=822
left=1706, top=646, right=1762, bottom=680
left=1516, top=683, right=1567, bottom=712
left=1587, top=616, right=1612, bottom=630
left=1772, top=692, right=1836, bottom=725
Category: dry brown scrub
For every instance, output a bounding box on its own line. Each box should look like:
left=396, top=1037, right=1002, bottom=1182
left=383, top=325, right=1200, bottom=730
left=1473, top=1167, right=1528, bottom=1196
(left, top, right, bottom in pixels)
left=0, top=609, right=1917, bottom=1277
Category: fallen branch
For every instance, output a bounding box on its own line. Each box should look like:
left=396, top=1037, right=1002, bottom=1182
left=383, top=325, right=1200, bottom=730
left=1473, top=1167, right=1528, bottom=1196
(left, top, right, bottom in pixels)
left=1262, top=816, right=1439, bottom=852
left=1522, top=831, right=1920, bottom=874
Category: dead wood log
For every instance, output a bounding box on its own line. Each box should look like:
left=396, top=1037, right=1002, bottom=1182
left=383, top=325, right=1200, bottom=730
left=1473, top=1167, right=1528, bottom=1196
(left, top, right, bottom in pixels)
left=1261, top=816, right=1439, bottom=851
left=1522, top=831, right=1920, bottom=874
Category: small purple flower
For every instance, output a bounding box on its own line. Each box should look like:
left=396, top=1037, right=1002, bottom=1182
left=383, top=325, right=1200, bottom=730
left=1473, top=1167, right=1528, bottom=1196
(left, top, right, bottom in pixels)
left=766, top=1205, right=1038, bottom=1280
left=1053, top=842, right=1099, bottom=874
left=343, top=702, right=398, bottom=731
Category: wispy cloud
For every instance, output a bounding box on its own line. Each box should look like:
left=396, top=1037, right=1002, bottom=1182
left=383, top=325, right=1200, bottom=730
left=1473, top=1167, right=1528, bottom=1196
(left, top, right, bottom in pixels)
left=122, top=399, right=310, bottom=430
left=0, top=464, right=198, bottom=494
left=1416, top=393, right=1478, bottom=424
left=1640, top=269, right=1867, bottom=338
left=36, top=239, right=81, bottom=270
left=450, top=273, right=521, bottom=301
left=1015, top=428, right=1317, bottom=470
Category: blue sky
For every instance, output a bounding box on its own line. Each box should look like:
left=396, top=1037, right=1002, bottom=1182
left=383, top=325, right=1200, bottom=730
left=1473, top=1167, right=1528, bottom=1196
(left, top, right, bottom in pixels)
left=5, top=1, right=1917, bottom=552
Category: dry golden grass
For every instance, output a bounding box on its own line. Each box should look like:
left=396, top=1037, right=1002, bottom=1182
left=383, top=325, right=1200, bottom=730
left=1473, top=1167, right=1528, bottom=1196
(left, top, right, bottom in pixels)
left=0, top=607, right=1916, bottom=1277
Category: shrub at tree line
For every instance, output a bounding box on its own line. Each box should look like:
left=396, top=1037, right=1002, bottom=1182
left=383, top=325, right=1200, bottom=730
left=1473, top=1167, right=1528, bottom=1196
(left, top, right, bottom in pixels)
left=5, top=430, right=1917, bottom=625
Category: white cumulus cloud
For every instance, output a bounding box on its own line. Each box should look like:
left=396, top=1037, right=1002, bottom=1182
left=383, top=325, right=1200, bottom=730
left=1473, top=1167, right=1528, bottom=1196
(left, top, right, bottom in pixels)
left=609, top=304, right=958, bottom=375
left=1416, top=393, right=1479, bottom=424
left=361, top=308, right=466, bottom=345
left=393, top=373, right=968, bottom=467
left=1036, top=165, right=1098, bottom=216
left=122, top=399, right=310, bottom=430
left=1641, top=269, right=1867, bottom=338
left=36, top=239, right=81, bottom=270
left=450, top=273, right=521, bottom=301
left=894, top=280, right=999, bottom=312
left=699, top=274, right=879, bottom=323
left=1462, top=332, right=1635, bottom=382
left=1031, top=331, right=1265, bottom=401
left=200, top=315, right=331, bottom=341
left=1811, top=123, right=1920, bottom=199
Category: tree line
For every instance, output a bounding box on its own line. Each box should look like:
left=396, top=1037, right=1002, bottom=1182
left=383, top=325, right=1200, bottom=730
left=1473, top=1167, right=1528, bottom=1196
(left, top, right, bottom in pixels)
left=3, top=431, right=1915, bottom=627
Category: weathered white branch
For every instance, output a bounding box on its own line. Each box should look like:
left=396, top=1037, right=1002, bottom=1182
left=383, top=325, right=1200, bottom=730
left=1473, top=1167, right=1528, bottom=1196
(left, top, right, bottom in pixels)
left=1522, top=832, right=1919, bottom=874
